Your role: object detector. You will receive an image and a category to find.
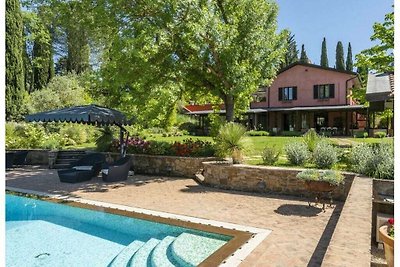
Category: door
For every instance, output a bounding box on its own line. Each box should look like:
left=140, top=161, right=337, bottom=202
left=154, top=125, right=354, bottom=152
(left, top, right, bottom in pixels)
left=282, top=113, right=293, bottom=131
left=314, top=112, right=328, bottom=132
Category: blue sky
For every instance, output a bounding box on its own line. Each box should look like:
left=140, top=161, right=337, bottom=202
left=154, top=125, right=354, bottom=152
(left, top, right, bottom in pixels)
left=275, top=0, right=393, bottom=68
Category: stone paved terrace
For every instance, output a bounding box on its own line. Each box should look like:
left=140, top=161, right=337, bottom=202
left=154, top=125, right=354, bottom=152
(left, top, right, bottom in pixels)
left=5, top=167, right=372, bottom=267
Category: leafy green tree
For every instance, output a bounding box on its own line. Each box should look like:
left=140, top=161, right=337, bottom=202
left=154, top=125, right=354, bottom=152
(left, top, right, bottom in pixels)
left=299, top=44, right=309, bottom=63
left=6, top=0, right=26, bottom=120
left=356, top=11, right=393, bottom=73
left=320, top=37, right=329, bottom=67
left=281, top=33, right=299, bottom=68
left=335, top=41, right=345, bottom=70
left=29, top=74, right=91, bottom=112
left=346, top=42, right=353, bottom=71
left=99, top=0, right=287, bottom=122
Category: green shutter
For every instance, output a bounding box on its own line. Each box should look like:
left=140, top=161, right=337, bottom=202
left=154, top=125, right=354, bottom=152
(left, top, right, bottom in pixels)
left=313, top=85, right=318, bottom=99
left=279, top=88, right=283, bottom=101
left=329, top=84, right=335, bottom=98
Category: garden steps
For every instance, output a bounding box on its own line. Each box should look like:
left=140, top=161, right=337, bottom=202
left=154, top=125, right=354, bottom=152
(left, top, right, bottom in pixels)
left=53, top=150, right=86, bottom=169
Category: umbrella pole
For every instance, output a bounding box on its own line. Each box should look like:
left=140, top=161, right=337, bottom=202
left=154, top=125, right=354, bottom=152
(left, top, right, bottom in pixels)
left=119, top=128, right=124, bottom=157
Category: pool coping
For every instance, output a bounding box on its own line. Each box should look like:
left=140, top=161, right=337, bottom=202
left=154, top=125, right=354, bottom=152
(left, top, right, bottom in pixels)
left=6, top=186, right=271, bottom=266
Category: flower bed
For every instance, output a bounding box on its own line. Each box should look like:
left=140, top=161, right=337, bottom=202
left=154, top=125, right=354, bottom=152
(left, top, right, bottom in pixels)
left=111, top=137, right=215, bottom=157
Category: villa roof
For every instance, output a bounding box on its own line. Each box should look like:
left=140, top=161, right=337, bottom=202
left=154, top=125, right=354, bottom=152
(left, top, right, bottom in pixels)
left=366, top=72, right=394, bottom=102
left=278, top=62, right=358, bottom=76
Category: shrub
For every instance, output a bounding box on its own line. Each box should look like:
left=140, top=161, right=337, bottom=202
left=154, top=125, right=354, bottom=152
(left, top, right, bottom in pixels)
left=302, top=129, right=322, bottom=152
left=349, top=143, right=394, bottom=179
left=281, top=131, right=302, bottom=137
left=296, top=169, right=344, bottom=186
left=374, top=132, right=387, bottom=138
left=247, top=130, right=270, bottom=136
left=312, top=141, right=338, bottom=169
left=353, top=131, right=368, bottom=138
left=171, top=139, right=215, bottom=157
left=60, top=124, right=88, bottom=145
left=261, top=145, right=280, bottom=165
left=178, top=122, right=198, bottom=134
left=96, top=127, right=115, bottom=152
left=42, top=133, right=64, bottom=150
left=214, top=122, right=251, bottom=163
left=284, top=142, right=310, bottom=165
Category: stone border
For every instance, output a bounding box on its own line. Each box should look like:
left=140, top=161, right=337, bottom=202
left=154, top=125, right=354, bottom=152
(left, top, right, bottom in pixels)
left=6, top=186, right=271, bottom=267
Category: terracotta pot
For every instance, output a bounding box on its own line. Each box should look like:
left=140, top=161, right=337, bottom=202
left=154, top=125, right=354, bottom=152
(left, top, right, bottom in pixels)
left=379, top=225, right=394, bottom=267
left=304, top=180, right=336, bottom=193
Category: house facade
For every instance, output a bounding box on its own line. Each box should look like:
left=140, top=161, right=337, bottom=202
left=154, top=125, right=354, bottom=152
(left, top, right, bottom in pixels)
left=184, top=62, right=367, bottom=136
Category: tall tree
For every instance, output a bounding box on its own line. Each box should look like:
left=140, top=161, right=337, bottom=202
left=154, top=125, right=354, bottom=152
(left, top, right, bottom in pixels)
left=356, top=11, right=394, bottom=73
left=335, top=41, right=345, bottom=70
left=22, top=10, right=53, bottom=91
left=320, top=37, right=329, bottom=67
left=346, top=42, right=353, bottom=71
left=281, top=33, right=298, bottom=68
left=6, top=0, right=26, bottom=120
left=299, top=44, right=309, bottom=63
left=99, top=0, right=287, bottom=122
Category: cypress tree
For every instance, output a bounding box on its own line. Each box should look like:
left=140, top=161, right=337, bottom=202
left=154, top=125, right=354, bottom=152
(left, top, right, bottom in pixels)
left=335, top=41, right=345, bottom=71
left=320, top=37, right=329, bottom=67
left=346, top=42, right=353, bottom=71
left=299, top=44, right=309, bottom=63
left=6, top=0, right=25, bottom=120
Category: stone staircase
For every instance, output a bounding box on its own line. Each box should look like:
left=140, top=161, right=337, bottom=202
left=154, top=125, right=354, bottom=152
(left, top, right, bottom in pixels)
left=52, top=150, right=87, bottom=169
left=108, top=233, right=227, bottom=267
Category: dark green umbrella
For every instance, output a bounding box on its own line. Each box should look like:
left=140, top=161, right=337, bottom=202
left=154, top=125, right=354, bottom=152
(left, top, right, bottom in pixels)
left=25, top=104, right=132, bottom=156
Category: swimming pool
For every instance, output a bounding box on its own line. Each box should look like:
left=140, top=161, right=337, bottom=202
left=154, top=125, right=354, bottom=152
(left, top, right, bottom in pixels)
left=6, top=193, right=249, bottom=267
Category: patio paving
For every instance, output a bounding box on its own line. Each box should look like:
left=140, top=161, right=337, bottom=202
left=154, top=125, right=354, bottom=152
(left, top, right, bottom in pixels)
left=6, top=167, right=356, bottom=266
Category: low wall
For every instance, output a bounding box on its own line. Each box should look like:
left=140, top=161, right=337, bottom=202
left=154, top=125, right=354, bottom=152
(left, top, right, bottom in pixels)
left=103, top=152, right=217, bottom=178
left=202, top=162, right=355, bottom=201
left=7, top=149, right=50, bottom=165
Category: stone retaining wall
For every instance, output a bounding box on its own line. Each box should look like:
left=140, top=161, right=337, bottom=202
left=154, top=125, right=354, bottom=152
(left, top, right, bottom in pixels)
left=7, top=149, right=50, bottom=165
left=202, top=162, right=355, bottom=201
left=103, top=152, right=217, bottom=178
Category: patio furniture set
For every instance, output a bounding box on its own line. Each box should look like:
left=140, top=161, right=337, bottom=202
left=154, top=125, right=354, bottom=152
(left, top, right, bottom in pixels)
left=57, top=153, right=132, bottom=183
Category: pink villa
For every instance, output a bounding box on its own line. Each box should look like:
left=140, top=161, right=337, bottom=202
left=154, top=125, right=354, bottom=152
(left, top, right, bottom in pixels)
left=184, top=62, right=368, bottom=136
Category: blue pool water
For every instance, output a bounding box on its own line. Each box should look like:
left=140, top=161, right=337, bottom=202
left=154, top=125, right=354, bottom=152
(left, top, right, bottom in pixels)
left=6, top=194, right=231, bottom=267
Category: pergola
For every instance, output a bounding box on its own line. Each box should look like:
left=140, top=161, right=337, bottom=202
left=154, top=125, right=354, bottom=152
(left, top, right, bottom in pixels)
left=25, top=104, right=132, bottom=156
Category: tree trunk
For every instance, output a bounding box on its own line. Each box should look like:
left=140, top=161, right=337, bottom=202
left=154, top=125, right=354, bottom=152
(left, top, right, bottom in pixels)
left=224, top=95, right=234, bottom=122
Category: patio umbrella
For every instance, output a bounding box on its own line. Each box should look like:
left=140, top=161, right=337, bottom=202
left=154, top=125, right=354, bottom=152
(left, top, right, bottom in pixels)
left=25, top=104, right=133, bottom=156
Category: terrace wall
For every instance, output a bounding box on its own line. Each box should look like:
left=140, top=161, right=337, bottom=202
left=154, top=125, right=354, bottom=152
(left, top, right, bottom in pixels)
left=202, top=162, right=355, bottom=201
left=103, top=152, right=217, bottom=178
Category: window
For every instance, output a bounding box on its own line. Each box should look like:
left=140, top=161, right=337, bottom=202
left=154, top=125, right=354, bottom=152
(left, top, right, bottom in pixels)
left=278, top=87, right=297, bottom=101
left=314, top=84, right=335, bottom=99
left=301, top=114, right=308, bottom=129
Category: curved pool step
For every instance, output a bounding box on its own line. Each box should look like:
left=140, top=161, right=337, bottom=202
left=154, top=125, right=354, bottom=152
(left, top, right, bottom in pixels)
left=108, top=240, right=145, bottom=267
left=129, top=238, right=160, bottom=267
left=171, top=233, right=228, bottom=267
left=150, top=236, right=177, bottom=267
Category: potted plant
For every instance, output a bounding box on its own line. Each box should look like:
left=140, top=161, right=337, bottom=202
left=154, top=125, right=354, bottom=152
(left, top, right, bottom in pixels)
left=214, top=123, right=250, bottom=164
left=296, top=169, right=344, bottom=191
left=296, top=170, right=345, bottom=211
left=379, top=218, right=394, bottom=267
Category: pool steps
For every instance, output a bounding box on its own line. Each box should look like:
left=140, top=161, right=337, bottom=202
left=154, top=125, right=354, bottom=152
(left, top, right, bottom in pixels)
left=129, top=238, right=160, bottom=266
left=110, top=233, right=218, bottom=267
left=108, top=240, right=145, bottom=267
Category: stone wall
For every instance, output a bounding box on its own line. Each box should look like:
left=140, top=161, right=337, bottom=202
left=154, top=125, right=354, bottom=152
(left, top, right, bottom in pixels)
left=103, top=152, right=217, bottom=178
left=7, top=149, right=50, bottom=165
left=202, top=162, right=355, bottom=201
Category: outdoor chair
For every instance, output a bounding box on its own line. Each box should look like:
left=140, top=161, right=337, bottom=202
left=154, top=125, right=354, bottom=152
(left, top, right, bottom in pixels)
left=58, top=169, right=94, bottom=183
left=69, top=153, right=106, bottom=177
left=102, top=156, right=132, bottom=183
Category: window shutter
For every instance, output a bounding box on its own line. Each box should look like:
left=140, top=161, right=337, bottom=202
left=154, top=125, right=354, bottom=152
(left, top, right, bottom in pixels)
left=293, top=87, right=297, bottom=100
left=278, top=88, right=283, bottom=101
left=313, top=85, right=318, bottom=99
left=329, top=84, right=335, bottom=98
